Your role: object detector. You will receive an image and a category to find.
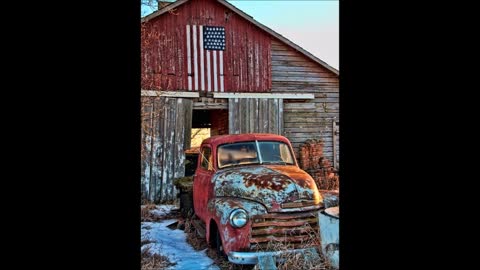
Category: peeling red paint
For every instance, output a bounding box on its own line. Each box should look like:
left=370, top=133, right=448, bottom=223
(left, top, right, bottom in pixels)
left=141, top=0, right=272, bottom=92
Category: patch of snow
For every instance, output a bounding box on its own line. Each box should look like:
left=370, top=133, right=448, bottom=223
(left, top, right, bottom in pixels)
left=141, top=204, right=178, bottom=218
left=142, top=220, right=219, bottom=270
left=150, top=204, right=177, bottom=217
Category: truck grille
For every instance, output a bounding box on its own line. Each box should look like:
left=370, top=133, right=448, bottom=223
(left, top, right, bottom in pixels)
left=249, top=210, right=320, bottom=251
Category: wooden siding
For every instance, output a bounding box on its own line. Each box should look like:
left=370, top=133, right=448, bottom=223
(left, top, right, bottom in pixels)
left=270, top=40, right=339, bottom=162
left=228, top=98, right=283, bottom=135
left=141, top=0, right=271, bottom=93
left=333, top=121, right=339, bottom=169
left=141, top=97, right=193, bottom=202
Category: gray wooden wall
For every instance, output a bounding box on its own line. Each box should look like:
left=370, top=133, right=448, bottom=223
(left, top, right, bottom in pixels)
left=270, top=40, right=339, bottom=163
left=228, top=98, right=283, bottom=135
left=141, top=96, right=192, bottom=202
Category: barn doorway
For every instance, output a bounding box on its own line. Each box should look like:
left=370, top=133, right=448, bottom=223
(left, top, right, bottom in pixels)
left=185, top=109, right=228, bottom=176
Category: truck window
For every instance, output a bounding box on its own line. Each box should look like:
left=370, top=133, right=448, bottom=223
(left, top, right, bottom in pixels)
left=200, top=147, right=213, bottom=171
left=258, top=141, right=295, bottom=165
left=218, top=142, right=259, bottom=168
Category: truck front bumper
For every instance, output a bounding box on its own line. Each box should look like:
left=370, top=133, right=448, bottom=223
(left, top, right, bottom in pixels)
left=227, top=248, right=315, bottom=265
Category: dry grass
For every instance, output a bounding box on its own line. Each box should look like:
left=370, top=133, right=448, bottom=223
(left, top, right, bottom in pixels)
left=141, top=203, right=180, bottom=222
left=184, top=217, right=209, bottom=251
left=249, top=224, right=332, bottom=270
left=141, top=203, right=158, bottom=221
left=141, top=246, right=176, bottom=270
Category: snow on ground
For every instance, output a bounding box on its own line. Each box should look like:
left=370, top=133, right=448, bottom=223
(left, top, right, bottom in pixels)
left=141, top=205, right=219, bottom=270
left=150, top=204, right=177, bottom=218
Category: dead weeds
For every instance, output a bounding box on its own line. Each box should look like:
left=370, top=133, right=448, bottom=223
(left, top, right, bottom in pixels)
left=141, top=246, right=176, bottom=270
left=141, top=203, right=180, bottom=222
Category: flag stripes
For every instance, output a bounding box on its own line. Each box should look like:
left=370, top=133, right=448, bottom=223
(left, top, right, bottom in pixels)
left=186, top=24, right=224, bottom=92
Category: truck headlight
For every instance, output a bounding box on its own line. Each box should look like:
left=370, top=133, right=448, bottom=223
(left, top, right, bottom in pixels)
left=229, top=209, right=248, bottom=228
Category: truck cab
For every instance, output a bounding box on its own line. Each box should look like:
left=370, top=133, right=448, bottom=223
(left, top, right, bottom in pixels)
left=192, top=133, right=324, bottom=265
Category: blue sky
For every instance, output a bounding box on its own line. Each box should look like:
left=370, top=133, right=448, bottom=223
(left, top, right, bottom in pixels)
left=142, top=0, right=339, bottom=70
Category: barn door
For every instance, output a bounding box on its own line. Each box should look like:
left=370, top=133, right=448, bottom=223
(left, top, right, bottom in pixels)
left=228, top=98, right=283, bottom=135
left=141, top=97, right=193, bottom=203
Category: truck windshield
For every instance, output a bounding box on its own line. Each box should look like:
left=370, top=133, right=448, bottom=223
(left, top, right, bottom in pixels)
left=217, top=141, right=295, bottom=169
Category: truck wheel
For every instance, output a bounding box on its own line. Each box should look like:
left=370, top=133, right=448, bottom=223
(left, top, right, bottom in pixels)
left=215, top=228, right=225, bottom=256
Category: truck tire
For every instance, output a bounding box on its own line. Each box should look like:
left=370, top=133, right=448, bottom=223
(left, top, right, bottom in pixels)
left=214, top=227, right=225, bottom=257
left=180, top=192, right=193, bottom=218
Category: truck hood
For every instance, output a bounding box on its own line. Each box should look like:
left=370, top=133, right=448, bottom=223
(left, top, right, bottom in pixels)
left=213, top=165, right=323, bottom=212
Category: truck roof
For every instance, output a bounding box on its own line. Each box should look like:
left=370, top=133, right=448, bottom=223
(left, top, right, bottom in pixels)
left=202, top=133, right=291, bottom=146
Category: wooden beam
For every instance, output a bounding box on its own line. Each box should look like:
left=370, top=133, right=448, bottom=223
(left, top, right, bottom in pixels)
left=213, top=93, right=314, bottom=99
left=193, top=102, right=228, bottom=110
left=284, top=103, right=316, bottom=110
left=141, top=90, right=199, bottom=98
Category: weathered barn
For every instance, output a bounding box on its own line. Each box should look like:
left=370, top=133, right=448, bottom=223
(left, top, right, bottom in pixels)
left=141, top=0, right=339, bottom=202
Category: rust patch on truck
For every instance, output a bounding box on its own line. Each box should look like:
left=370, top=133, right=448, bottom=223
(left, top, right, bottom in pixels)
left=243, top=174, right=289, bottom=191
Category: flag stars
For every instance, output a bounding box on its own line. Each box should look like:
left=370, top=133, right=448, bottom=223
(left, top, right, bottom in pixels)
left=203, top=26, right=226, bottom=51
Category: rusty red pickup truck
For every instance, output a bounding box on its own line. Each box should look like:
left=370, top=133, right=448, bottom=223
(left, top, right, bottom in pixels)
left=192, top=133, right=324, bottom=265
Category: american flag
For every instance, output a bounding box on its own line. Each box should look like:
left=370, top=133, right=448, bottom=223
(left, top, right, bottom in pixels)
left=186, top=25, right=225, bottom=92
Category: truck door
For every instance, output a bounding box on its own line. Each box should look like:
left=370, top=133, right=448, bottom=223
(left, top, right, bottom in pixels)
left=193, top=145, right=214, bottom=221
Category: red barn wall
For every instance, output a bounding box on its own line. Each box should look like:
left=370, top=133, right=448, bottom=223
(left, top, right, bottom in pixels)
left=141, top=0, right=272, bottom=92
left=210, top=109, right=228, bottom=136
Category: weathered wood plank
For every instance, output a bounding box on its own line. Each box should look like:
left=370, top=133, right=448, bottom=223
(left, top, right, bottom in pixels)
left=229, top=98, right=242, bottom=134
left=272, top=86, right=339, bottom=92
left=288, top=137, right=333, bottom=143
left=283, top=112, right=336, bottom=117
left=271, top=50, right=303, bottom=56
left=173, top=98, right=186, bottom=198
left=258, top=98, right=265, bottom=133
left=248, top=99, right=255, bottom=133
left=271, top=55, right=313, bottom=62
left=284, top=117, right=322, bottom=123
left=313, top=93, right=339, bottom=98
left=271, top=61, right=319, bottom=68
left=269, top=99, right=278, bottom=134
left=141, top=97, right=154, bottom=201
left=284, top=103, right=316, bottom=110
left=141, top=90, right=200, bottom=98
left=284, top=122, right=337, bottom=128
left=214, top=92, right=314, bottom=99
left=333, top=121, right=339, bottom=169
left=193, top=102, right=228, bottom=110
left=271, top=65, right=328, bottom=72
left=240, top=99, right=247, bottom=133
left=272, top=81, right=339, bottom=87
left=278, top=99, right=283, bottom=135
left=272, top=71, right=338, bottom=78
left=165, top=98, right=177, bottom=201
left=272, top=77, right=338, bottom=83
left=284, top=127, right=324, bottom=132
left=261, top=98, right=269, bottom=132
left=150, top=97, right=165, bottom=202
left=254, top=98, right=260, bottom=132
left=184, top=99, right=193, bottom=150
left=228, top=99, right=234, bottom=134
left=285, top=102, right=339, bottom=111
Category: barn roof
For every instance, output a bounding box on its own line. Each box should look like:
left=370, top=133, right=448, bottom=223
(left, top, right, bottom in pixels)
left=142, top=0, right=339, bottom=76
